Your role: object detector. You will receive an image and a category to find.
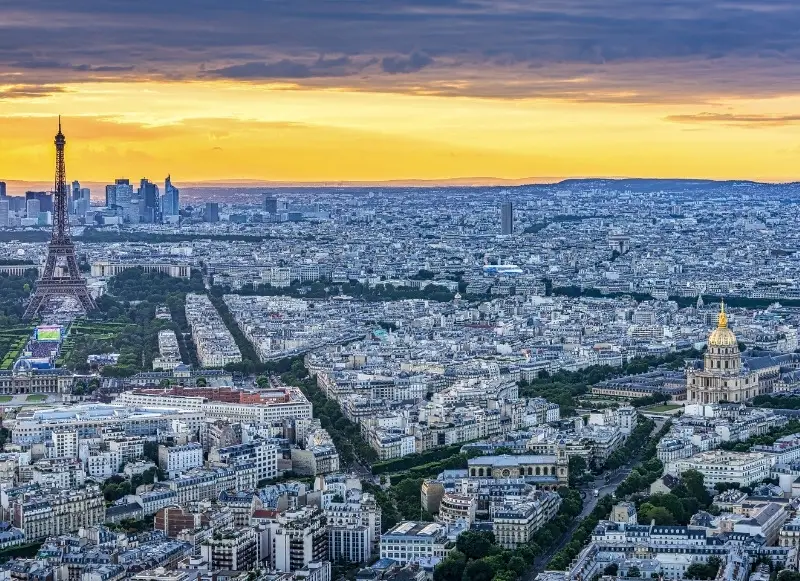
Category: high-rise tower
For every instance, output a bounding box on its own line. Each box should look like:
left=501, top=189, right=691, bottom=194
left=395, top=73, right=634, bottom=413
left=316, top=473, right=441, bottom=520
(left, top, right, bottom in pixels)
left=161, top=175, right=180, bottom=221
left=23, top=118, right=97, bottom=319
left=500, top=201, right=513, bottom=235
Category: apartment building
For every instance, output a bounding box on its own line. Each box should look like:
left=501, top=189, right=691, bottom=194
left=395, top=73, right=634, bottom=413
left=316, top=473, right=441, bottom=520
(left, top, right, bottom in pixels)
left=491, top=492, right=561, bottom=549
left=199, top=527, right=258, bottom=571
left=328, top=525, right=370, bottom=564
left=668, top=451, right=772, bottom=487
left=160, top=465, right=258, bottom=505
left=778, top=515, right=800, bottom=548
left=106, top=436, right=145, bottom=464
left=379, top=522, right=452, bottom=564
left=50, top=430, right=79, bottom=459
left=115, top=390, right=313, bottom=423
left=291, top=446, right=340, bottom=476
left=158, top=443, right=203, bottom=478
left=438, top=493, right=477, bottom=526
left=324, top=496, right=382, bottom=550
left=269, top=506, right=329, bottom=572
left=84, top=449, right=122, bottom=479
left=11, top=485, right=105, bottom=541
left=154, top=330, right=183, bottom=371
left=185, top=293, right=242, bottom=368
left=209, top=440, right=278, bottom=482
left=12, top=405, right=205, bottom=445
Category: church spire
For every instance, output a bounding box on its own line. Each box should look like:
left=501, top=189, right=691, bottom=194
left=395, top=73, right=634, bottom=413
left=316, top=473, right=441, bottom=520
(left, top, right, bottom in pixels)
left=718, top=299, right=727, bottom=328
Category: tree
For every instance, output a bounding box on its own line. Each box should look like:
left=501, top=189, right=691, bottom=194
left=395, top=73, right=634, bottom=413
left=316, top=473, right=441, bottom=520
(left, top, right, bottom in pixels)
left=507, top=556, right=527, bottom=576
left=778, top=572, right=800, bottom=581
left=627, top=566, right=641, bottom=578
left=461, top=560, right=494, bottom=581
left=143, top=441, right=159, bottom=464
left=638, top=504, right=675, bottom=526
left=434, top=552, right=466, bottom=581
left=714, top=482, right=740, bottom=493
left=568, top=456, right=588, bottom=487
left=456, top=530, right=495, bottom=560
left=603, top=564, right=619, bottom=576
left=680, top=470, right=711, bottom=508
left=493, top=571, right=517, bottom=581
left=684, top=557, right=722, bottom=580
left=195, top=377, right=207, bottom=387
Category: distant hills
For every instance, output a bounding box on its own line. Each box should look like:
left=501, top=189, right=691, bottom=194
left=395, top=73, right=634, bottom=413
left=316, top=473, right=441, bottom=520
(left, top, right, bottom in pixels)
left=4, top=177, right=799, bottom=196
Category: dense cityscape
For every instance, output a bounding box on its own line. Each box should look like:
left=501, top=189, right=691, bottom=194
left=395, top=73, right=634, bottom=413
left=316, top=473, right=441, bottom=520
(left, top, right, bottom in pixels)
left=3, top=125, right=800, bottom=581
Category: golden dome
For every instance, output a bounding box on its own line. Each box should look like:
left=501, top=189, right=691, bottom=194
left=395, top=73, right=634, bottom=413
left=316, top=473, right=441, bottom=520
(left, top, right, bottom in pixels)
left=708, top=300, right=737, bottom=347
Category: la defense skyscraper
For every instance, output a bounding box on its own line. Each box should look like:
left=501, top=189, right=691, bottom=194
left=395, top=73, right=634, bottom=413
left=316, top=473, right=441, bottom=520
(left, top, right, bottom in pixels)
left=501, top=201, right=513, bottom=235
left=24, top=118, right=96, bottom=319
left=161, top=175, right=180, bottom=220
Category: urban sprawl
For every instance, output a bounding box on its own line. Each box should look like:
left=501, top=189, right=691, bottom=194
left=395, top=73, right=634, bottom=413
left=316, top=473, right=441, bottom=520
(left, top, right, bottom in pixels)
left=5, top=152, right=800, bottom=581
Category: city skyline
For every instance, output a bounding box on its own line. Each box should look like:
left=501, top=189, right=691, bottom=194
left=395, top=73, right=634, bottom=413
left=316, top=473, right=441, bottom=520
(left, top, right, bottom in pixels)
left=3, top=1, right=800, bottom=183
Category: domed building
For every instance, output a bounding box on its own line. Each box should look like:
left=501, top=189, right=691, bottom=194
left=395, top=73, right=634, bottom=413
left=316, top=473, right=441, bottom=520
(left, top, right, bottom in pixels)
left=687, top=301, right=761, bottom=404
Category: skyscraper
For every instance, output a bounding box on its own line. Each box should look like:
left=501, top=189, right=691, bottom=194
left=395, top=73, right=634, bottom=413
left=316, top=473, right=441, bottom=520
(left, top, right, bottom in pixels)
left=105, top=179, right=136, bottom=221
left=138, top=178, right=159, bottom=223
left=161, top=175, right=180, bottom=221
left=204, top=202, right=220, bottom=223
left=501, top=201, right=513, bottom=235
left=264, top=196, right=278, bottom=214
left=71, top=180, right=80, bottom=211
left=26, top=198, right=41, bottom=219
left=71, top=181, right=91, bottom=215
left=105, top=184, right=116, bottom=207
left=0, top=199, right=9, bottom=227
left=26, top=191, right=53, bottom=213
left=0, top=181, right=6, bottom=197
left=113, top=178, right=133, bottom=207
left=79, top=187, right=91, bottom=214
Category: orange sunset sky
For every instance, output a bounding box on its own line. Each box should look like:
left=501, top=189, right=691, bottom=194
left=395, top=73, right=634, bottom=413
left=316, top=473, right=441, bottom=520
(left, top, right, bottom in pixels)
left=3, top=1, right=800, bottom=185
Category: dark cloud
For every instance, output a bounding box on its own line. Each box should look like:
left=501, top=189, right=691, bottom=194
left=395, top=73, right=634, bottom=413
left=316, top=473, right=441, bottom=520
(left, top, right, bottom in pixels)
left=381, top=52, right=434, bottom=74
left=0, top=85, right=66, bottom=99
left=3, top=0, right=800, bottom=102
left=9, top=59, right=71, bottom=69
left=73, top=64, right=135, bottom=72
left=665, top=112, right=800, bottom=126
left=10, top=59, right=134, bottom=72
left=203, top=56, right=362, bottom=79
left=206, top=60, right=316, bottom=80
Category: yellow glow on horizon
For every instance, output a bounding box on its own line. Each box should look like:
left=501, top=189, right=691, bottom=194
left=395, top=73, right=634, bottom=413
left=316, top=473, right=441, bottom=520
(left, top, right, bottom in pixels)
left=2, top=80, right=800, bottom=183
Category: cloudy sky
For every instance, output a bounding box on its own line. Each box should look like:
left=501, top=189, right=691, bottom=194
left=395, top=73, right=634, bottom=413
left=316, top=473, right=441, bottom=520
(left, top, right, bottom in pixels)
left=3, top=0, right=800, bottom=184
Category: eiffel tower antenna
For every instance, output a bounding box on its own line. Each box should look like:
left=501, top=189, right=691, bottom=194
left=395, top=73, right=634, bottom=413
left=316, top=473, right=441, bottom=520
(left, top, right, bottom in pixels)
left=23, top=117, right=97, bottom=320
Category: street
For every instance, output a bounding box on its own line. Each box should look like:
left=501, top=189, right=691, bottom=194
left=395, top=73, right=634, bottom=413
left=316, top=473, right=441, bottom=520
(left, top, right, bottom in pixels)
left=525, top=417, right=665, bottom=579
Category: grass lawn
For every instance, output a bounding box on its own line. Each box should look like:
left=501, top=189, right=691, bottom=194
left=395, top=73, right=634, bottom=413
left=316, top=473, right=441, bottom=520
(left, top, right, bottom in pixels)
left=0, top=396, right=12, bottom=403
left=646, top=404, right=682, bottom=413
left=26, top=394, right=48, bottom=402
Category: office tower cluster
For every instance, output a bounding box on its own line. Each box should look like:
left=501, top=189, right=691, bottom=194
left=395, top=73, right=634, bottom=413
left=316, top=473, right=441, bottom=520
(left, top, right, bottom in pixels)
left=101, top=176, right=180, bottom=225
left=71, top=181, right=91, bottom=217
left=0, top=169, right=182, bottom=228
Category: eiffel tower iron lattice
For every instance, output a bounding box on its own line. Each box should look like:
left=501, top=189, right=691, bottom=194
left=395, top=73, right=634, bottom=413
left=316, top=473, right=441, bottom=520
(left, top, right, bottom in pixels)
left=23, top=118, right=97, bottom=320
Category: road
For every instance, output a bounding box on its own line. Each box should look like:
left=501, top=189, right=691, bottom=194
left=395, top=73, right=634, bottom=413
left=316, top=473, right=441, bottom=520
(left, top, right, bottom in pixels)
left=526, top=418, right=665, bottom=579
left=526, top=468, right=631, bottom=579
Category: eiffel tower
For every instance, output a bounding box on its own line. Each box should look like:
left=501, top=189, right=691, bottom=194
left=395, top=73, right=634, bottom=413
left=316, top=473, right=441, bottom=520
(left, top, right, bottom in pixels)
left=23, top=117, right=97, bottom=320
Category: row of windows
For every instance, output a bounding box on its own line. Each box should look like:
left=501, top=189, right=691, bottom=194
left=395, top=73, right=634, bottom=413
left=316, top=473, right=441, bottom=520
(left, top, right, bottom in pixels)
left=469, top=466, right=561, bottom=477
